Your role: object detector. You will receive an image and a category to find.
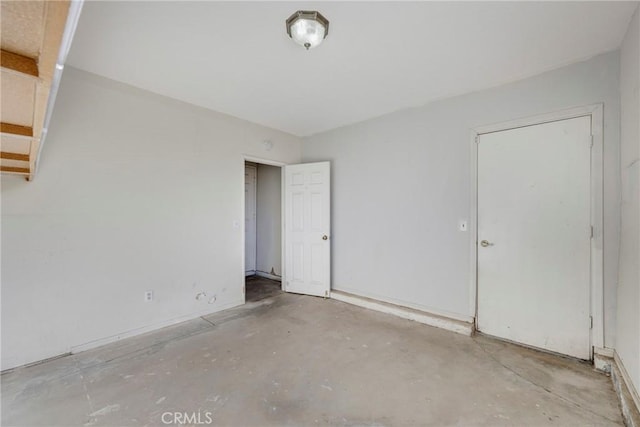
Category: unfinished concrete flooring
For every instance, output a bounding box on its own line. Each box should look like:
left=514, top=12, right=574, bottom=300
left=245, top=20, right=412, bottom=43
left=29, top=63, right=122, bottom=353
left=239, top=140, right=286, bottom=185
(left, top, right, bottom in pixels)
left=2, top=284, right=622, bottom=426
left=245, top=276, right=282, bottom=303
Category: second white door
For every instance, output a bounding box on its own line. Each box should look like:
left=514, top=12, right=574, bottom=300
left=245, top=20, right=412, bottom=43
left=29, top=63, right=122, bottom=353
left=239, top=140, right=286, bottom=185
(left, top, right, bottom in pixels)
left=477, top=116, right=592, bottom=360
left=283, top=162, right=331, bottom=297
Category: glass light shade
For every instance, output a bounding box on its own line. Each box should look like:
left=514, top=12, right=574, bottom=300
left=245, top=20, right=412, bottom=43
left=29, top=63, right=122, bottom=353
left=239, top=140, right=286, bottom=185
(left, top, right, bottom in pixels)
left=290, top=18, right=326, bottom=49
left=286, top=11, right=329, bottom=50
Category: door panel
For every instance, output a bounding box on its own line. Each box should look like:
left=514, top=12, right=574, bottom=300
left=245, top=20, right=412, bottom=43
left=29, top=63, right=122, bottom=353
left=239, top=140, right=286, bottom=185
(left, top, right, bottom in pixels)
left=284, top=162, right=330, bottom=297
left=477, top=116, right=592, bottom=359
left=244, top=164, right=257, bottom=275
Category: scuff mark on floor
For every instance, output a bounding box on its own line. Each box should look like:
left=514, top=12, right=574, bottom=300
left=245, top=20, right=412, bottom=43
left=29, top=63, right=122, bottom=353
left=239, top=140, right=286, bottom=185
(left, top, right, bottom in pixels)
left=87, top=403, right=121, bottom=420
left=84, top=403, right=120, bottom=426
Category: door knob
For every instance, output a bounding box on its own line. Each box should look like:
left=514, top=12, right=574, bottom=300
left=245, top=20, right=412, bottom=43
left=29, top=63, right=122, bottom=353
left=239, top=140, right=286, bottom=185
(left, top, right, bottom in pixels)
left=480, top=240, right=493, bottom=247
left=322, top=235, right=328, bottom=240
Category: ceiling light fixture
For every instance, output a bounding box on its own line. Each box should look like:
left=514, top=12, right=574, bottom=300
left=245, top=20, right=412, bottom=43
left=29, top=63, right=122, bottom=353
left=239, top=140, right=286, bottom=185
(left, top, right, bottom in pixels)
left=286, top=10, right=329, bottom=50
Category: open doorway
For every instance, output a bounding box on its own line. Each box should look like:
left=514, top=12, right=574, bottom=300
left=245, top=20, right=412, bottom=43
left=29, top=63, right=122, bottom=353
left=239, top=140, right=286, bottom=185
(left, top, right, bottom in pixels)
left=244, top=160, right=283, bottom=303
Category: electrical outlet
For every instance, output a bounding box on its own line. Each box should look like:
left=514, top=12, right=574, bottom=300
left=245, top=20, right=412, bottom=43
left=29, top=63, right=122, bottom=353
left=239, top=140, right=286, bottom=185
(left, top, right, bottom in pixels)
left=144, top=290, right=153, bottom=302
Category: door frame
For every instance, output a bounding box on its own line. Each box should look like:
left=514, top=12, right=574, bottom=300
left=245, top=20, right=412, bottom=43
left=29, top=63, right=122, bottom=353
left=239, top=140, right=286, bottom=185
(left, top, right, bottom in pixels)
left=468, top=103, right=604, bottom=357
left=241, top=155, right=288, bottom=302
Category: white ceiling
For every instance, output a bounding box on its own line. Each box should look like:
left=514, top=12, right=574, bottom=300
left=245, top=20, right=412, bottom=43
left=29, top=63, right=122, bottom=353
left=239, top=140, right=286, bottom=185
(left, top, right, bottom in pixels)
left=67, top=1, right=638, bottom=137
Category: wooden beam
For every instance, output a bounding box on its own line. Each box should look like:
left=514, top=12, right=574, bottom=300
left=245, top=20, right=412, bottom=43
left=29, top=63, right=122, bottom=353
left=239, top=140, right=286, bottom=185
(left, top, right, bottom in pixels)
left=1, top=166, right=30, bottom=174
left=0, top=49, right=38, bottom=77
left=1, top=151, right=29, bottom=161
left=0, top=122, right=33, bottom=137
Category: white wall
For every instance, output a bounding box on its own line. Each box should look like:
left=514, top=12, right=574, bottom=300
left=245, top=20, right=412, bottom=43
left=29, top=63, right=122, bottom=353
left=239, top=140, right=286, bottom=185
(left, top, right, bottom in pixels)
left=617, top=5, right=640, bottom=396
left=303, top=52, right=621, bottom=343
left=256, top=164, right=282, bottom=277
left=0, top=67, right=302, bottom=371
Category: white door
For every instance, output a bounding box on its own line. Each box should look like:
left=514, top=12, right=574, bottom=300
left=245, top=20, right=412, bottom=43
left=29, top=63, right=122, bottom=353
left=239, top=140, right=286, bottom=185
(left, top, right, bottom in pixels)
left=283, top=162, right=331, bottom=297
left=477, top=116, right=592, bottom=360
left=245, top=164, right=257, bottom=275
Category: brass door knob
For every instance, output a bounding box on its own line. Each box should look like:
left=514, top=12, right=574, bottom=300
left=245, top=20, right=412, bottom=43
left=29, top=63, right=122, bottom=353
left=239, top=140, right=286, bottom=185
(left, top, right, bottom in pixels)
left=480, top=240, right=493, bottom=247
left=322, top=235, right=328, bottom=240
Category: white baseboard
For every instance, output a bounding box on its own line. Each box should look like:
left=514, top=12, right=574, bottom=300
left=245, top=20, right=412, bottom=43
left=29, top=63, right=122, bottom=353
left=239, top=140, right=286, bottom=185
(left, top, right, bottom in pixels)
left=245, top=270, right=255, bottom=277
left=1, top=352, right=72, bottom=374
left=70, top=300, right=244, bottom=354
left=585, top=346, right=640, bottom=427
left=255, top=271, right=282, bottom=281
left=594, top=346, right=614, bottom=372
left=332, top=286, right=473, bottom=323
left=611, top=350, right=640, bottom=427
left=330, top=290, right=474, bottom=336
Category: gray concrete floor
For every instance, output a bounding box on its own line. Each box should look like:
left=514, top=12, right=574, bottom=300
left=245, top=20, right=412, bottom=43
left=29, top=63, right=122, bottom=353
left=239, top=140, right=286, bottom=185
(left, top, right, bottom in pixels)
left=245, top=276, right=282, bottom=303
left=2, top=280, right=622, bottom=426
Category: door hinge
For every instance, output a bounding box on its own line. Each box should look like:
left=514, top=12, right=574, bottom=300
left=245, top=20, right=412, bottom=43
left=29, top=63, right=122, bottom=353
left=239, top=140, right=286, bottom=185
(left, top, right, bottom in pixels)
left=475, top=135, right=479, bottom=144
left=590, top=135, right=594, bottom=148
left=590, top=316, right=593, bottom=329
left=590, top=226, right=594, bottom=238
